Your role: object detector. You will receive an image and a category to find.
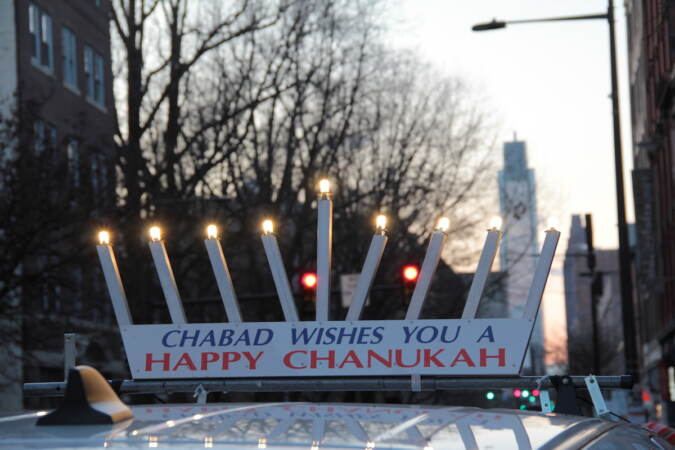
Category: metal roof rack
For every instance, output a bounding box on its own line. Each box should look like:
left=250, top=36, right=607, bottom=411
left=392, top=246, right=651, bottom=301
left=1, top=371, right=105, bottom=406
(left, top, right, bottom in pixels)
left=24, top=374, right=633, bottom=398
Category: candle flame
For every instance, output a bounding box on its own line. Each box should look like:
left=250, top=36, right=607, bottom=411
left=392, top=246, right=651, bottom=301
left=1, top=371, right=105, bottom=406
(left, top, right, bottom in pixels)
left=262, top=219, right=274, bottom=234
left=547, top=217, right=559, bottom=231
left=436, top=217, right=450, bottom=232
left=206, top=224, right=218, bottom=239
left=318, top=179, right=330, bottom=194
left=98, top=230, right=110, bottom=245
left=149, top=226, right=161, bottom=242
left=375, top=214, right=387, bottom=231
left=489, top=216, right=502, bottom=231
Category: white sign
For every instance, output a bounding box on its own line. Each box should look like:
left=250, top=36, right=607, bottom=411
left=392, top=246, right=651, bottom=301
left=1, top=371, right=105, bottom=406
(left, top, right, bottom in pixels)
left=121, top=319, right=530, bottom=379
left=340, top=273, right=360, bottom=307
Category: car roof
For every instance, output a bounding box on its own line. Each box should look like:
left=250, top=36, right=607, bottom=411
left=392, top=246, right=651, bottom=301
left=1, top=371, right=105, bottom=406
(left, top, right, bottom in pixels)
left=0, top=402, right=624, bottom=449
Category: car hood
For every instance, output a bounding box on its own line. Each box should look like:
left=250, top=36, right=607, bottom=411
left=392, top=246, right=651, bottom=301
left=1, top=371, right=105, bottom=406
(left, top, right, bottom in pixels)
left=0, top=402, right=612, bottom=449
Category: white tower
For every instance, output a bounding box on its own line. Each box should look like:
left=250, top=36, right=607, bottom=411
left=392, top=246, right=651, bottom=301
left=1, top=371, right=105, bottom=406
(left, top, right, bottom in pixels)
left=498, top=138, right=545, bottom=374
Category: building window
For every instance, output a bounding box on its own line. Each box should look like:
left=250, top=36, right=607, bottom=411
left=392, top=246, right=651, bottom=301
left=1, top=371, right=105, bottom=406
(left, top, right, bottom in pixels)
left=91, top=153, right=100, bottom=193
left=94, top=53, right=104, bottom=103
left=34, top=120, right=57, bottom=152
left=84, top=46, right=92, bottom=96
left=84, top=45, right=105, bottom=106
left=62, top=27, right=77, bottom=89
left=67, top=139, right=80, bottom=186
left=41, top=282, right=62, bottom=312
left=90, top=153, right=109, bottom=197
left=29, top=4, right=37, bottom=57
left=29, top=3, right=53, bottom=72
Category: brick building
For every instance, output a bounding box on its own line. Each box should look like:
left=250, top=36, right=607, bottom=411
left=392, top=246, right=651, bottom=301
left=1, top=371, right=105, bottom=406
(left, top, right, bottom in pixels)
left=626, top=0, right=675, bottom=425
left=0, top=0, right=118, bottom=410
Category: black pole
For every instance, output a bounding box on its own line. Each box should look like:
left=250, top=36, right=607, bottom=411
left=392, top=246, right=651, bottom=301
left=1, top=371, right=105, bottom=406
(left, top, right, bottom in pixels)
left=585, top=214, right=600, bottom=374
left=607, top=0, right=638, bottom=376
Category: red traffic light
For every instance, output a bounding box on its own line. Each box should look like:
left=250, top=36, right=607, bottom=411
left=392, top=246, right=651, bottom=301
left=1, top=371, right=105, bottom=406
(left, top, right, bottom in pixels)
left=402, top=265, right=419, bottom=282
left=301, top=272, right=317, bottom=289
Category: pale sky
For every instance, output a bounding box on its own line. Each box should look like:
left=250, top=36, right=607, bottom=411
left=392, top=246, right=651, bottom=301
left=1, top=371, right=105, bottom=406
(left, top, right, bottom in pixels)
left=389, top=0, right=634, bottom=367
left=390, top=0, right=634, bottom=249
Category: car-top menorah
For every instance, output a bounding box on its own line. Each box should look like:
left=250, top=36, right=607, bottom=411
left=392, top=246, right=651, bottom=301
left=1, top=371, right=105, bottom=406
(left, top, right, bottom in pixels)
left=23, top=179, right=633, bottom=398
left=93, top=178, right=556, bottom=379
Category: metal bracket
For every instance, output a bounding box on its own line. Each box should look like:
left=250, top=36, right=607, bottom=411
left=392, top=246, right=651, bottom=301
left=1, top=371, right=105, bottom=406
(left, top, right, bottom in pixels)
left=536, top=375, right=553, bottom=413
left=539, top=390, right=553, bottom=413
left=63, top=333, right=77, bottom=381
left=410, top=374, right=422, bottom=392
left=584, top=375, right=610, bottom=418
left=193, top=384, right=208, bottom=404
left=550, top=375, right=582, bottom=416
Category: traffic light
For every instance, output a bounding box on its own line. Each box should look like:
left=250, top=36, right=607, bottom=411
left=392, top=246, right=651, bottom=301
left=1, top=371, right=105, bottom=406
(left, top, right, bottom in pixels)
left=402, top=265, right=419, bottom=282
left=401, top=265, right=419, bottom=303
left=486, top=391, right=495, bottom=401
left=301, top=272, right=317, bottom=290
left=512, top=388, right=540, bottom=409
left=299, top=271, right=317, bottom=319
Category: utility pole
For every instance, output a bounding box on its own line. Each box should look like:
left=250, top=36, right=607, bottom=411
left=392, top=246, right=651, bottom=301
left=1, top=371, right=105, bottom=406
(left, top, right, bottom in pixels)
left=607, top=0, right=638, bottom=377
left=585, top=214, right=601, bottom=374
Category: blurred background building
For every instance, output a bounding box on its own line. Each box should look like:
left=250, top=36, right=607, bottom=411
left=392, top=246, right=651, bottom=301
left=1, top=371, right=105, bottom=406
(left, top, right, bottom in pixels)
left=626, top=0, right=675, bottom=426
left=498, top=138, right=545, bottom=374
left=563, top=215, right=625, bottom=375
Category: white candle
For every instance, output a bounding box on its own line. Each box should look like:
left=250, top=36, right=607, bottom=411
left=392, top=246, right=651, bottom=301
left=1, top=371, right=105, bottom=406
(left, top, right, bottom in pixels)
left=346, top=215, right=388, bottom=321
left=147, top=226, right=187, bottom=324
left=261, top=220, right=299, bottom=322
left=204, top=224, right=242, bottom=323
left=462, top=217, right=502, bottom=319
left=95, top=231, right=133, bottom=326
left=523, top=227, right=561, bottom=322
left=316, top=179, right=333, bottom=322
left=405, top=217, right=449, bottom=320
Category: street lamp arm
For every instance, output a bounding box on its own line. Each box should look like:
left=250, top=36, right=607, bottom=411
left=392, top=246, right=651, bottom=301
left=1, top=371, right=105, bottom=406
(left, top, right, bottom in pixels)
left=472, top=13, right=607, bottom=31
left=507, top=13, right=608, bottom=24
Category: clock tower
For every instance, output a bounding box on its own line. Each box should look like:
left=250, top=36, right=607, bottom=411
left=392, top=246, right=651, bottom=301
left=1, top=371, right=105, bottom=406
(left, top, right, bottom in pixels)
left=498, top=138, right=544, bottom=374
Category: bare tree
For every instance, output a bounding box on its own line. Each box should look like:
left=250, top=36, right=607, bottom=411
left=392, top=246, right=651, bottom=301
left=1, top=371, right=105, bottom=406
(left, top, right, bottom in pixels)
left=112, top=0, right=286, bottom=209
left=110, top=0, right=293, bottom=319
left=108, top=0, right=498, bottom=324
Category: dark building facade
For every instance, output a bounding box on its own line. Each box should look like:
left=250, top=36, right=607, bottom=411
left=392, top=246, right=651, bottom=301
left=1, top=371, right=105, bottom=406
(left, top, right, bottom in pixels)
left=0, top=0, right=118, bottom=410
left=626, top=0, right=675, bottom=425
left=563, top=215, right=625, bottom=376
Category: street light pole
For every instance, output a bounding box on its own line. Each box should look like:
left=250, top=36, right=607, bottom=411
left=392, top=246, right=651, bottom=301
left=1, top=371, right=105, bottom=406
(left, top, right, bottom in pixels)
left=472, top=0, right=638, bottom=376
left=606, top=0, right=638, bottom=377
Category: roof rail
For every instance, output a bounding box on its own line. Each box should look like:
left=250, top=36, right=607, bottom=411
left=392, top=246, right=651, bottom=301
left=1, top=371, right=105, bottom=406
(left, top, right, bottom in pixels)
left=24, top=375, right=633, bottom=398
